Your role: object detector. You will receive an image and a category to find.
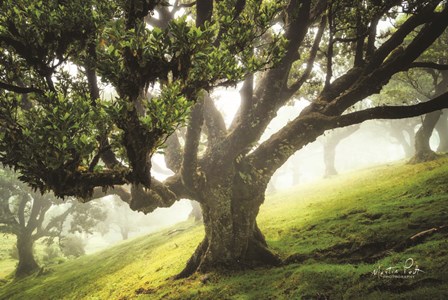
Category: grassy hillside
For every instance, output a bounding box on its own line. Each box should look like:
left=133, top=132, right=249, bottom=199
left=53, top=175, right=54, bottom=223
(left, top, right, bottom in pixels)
left=1, top=157, right=448, bottom=299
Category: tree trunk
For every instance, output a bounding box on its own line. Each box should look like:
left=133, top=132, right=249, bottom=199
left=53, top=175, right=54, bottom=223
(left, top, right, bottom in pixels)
left=323, top=140, right=338, bottom=177
left=188, top=200, right=203, bottom=222
left=120, top=227, right=129, bottom=240
left=15, top=233, right=39, bottom=277
left=323, top=125, right=359, bottom=177
left=436, top=110, right=448, bottom=152
left=175, top=186, right=280, bottom=278
left=410, top=111, right=441, bottom=163
left=389, top=125, right=414, bottom=158
left=412, top=71, right=448, bottom=162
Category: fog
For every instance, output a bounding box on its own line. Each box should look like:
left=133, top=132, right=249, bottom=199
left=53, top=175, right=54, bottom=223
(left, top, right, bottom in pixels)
left=79, top=197, right=190, bottom=253
left=80, top=89, right=442, bottom=254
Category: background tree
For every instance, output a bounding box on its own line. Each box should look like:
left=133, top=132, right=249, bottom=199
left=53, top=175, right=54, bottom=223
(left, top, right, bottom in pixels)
left=0, top=169, right=106, bottom=277
left=384, top=118, right=419, bottom=158
left=435, top=109, right=448, bottom=151
left=322, top=125, right=360, bottom=177
left=373, top=22, right=448, bottom=162
left=2, top=0, right=448, bottom=279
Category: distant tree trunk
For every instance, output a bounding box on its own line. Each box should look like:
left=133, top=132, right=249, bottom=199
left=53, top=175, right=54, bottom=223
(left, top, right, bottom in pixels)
left=120, top=227, right=129, bottom=240
left=323, top=125, right=360, bottom=177
left=323, top=140, right=338, bottom=177
left=411, top=72, right=448, bottom=162
left=389, top=125, right=415, bottom=158
left=189, top=200, right=203, bottom=222
left=405, top=127, right=416, bottom=157
left=15, top=232, right=39, bottom=277
left=398, top=132, right=413, bottom=157
left=436, top=110, right=448, bottom=152
left=411, top=112, right=441, bottom=163
left=176, top=177, right=280, bottom=278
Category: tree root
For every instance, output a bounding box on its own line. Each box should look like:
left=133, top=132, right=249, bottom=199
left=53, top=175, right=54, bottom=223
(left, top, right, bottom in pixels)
left=408, top=150, right=439, bottom=164
left=285, top=225, right=448, bottom=265
left=172, top=236, right=281, bottom=280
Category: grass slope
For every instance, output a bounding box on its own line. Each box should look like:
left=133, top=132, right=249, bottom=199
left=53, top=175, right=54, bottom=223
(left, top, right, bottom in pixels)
left=1, top=157, right=448, bottom=299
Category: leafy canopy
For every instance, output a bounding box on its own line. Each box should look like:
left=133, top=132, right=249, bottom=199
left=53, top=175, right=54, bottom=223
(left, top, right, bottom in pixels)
left=0, top=0, right=285, bottom=198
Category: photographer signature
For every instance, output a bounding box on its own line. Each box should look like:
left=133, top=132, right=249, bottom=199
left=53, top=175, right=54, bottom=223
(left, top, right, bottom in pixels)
left=372, top=258, right=424, bottom=279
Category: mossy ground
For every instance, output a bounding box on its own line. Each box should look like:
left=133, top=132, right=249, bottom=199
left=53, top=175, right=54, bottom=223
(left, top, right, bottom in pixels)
left=1, top=157, right=448, bottom=299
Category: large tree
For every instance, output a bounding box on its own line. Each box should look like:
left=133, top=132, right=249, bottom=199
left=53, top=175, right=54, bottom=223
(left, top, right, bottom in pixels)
left=0, top=169, right=106, bottom=277
left=2, top=0, right=448, bottom=278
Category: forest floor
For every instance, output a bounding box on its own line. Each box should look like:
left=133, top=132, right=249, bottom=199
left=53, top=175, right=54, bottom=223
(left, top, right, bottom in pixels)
left=0, top=156, right=448, bottom=299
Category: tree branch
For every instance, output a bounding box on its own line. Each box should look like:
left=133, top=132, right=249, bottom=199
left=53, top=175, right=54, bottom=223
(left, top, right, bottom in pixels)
left=330, top=92, right=448, bottom=129
left=229, top=74, right=253, bottom=131
left=196, top=0, right=213, bottom=27
left=164, top=132, right=183, bottom=173
left=90, top=174, right=190, bottom=213
left=203, top=93, right=226, bottom=145
left=322, top=4, right=448, bottom=116
left=177, top=1, right=196, bottom=8
left=0, top=81, right=43, bottom=94
left=283, top=15, right=326, bottom=99
left=250, top=90, right=448, bottom=176
left=365, top=4, right=439, bottom=72
left=34, top=204, right=75, bottom=240
left=405, top=62, right=448, bottom=71
left=17, top=195, right=28, bottom=227
left=25, top=194, right=43, bottom=232
left=0, top=186, right=20, bottom=233
left=224, top=0, right=313, bottom=159
left=180, top=99, right=204, bottom=192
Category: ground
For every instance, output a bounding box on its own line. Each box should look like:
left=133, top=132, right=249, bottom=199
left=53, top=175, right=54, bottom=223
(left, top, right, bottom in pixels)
left=0, top=157, right=447, bottom=299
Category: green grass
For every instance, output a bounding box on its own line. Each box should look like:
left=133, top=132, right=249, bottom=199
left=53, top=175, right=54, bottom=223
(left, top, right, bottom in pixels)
left=0, top=235, right=16, bottom=279
left=1, top=157, right=448, bottom=299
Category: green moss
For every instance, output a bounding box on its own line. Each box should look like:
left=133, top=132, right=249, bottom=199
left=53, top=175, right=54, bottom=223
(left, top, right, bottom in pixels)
left=1, top=157, right=448, bottom=299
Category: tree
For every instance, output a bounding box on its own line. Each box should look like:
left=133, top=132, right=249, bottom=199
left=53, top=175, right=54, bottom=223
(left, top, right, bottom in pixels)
left=384, top=118, right=419, bottom=158
left=411, top=70, right=448, bottom=162
left=374, top=23, right=448, bottom=162
left=435, top=109, right=448, bottom=151
left=2, top=0, right=448, bottom=279
left=0, top=169, right=106, bottom=277
left=375, top=62, right=448, bottom=162
left=322, top=125, right=359, bottom=177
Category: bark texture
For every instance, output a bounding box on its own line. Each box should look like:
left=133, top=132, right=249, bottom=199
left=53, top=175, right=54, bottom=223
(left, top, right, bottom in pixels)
left=175, top=167, right=280, bottom=278
left=176, top=204, right=279, bottom=278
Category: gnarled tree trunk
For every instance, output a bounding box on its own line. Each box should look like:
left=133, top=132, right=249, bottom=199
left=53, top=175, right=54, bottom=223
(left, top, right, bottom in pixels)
left=15, top=232, right=39, bottom=277
left=175, top=177, right=280, bottom=278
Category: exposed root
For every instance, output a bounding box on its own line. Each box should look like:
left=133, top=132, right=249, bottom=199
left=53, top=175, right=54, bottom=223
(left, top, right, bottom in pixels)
left=408, top=150, right=439, bottom=164
left=173, top=236, right=280, bottom=280
left=285, top=225, right=448, bottom=265
left=173, top=238, right=208, bottom=279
